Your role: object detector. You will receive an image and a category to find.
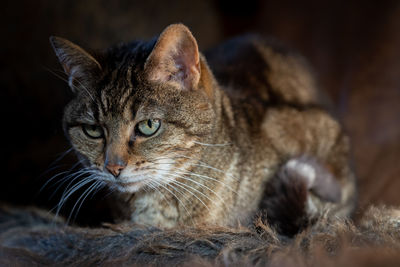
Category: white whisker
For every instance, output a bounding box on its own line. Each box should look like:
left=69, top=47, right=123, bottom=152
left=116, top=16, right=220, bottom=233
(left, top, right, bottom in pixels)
left=170, top=153, right=240, bottom=182
left=173, top=168, right=238, bottom=195
left=54, top=175, right=96, bottom=219
left=45, top=67, right=95, bottom=102
left=49, top=147, right=74, bottom=167
left=169, top=179, right=211, bottom=212
left=148, top=154, right=240, bottom=183
left=53, top=169, right=97, bottom=200
left=68, top=180, right=102, bottom=223
left=166, top=172, right=226, bottom=207
left=193, top=141, right=231, bottom=147
left=150, top=179, right=194, bottom=226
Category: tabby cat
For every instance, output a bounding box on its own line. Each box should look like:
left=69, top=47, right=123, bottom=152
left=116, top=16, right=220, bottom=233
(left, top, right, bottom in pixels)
left=50, top=24, right=356, bottom=233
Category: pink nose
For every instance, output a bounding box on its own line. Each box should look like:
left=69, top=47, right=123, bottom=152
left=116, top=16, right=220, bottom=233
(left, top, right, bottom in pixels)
left=106, top=163, right=126, bottom=177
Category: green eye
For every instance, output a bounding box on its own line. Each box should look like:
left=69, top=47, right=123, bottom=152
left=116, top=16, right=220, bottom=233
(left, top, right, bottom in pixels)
left=137, top=119, right=161, bottom=137
left=82, top=124, right=104, bottom=139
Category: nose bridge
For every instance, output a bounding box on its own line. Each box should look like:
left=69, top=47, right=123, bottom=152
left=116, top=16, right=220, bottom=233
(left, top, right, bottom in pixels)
left=104, top=128, right=129, bottom=176
left=105, top=135, right=128, bottom=161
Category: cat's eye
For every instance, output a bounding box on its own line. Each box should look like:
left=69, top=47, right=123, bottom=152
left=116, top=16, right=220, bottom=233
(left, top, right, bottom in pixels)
left=82, top=124, right=104, bottom=139
left=137, top=119, right=161, bottom=137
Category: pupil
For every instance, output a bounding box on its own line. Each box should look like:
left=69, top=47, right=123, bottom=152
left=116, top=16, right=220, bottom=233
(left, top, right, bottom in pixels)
left=147, top=119, right=152, bottom=128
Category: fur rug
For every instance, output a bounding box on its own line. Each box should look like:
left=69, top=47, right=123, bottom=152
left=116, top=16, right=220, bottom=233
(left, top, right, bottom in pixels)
left=1, top=205, right=400, bottom=266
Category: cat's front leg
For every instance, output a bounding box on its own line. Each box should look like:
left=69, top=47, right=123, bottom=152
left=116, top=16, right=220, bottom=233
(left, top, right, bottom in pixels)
left=260, top=155, right=343, bottom=236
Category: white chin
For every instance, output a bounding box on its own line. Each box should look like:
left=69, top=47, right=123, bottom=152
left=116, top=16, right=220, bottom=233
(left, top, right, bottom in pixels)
left=114, top=180, right=148, bottom=193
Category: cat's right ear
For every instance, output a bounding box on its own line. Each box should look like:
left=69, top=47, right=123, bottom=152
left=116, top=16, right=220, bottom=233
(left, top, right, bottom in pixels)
left=144, top=24, right=201, bottom=91
left=49, top=36, right=101, bottom=93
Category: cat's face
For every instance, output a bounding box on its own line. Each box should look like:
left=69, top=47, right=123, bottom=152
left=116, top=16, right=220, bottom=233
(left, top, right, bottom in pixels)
left=52, top=24, right=215, bottom=193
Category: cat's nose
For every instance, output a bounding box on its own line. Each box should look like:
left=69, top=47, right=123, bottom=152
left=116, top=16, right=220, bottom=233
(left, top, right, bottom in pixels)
left=106, top=162, right=126, bottom=177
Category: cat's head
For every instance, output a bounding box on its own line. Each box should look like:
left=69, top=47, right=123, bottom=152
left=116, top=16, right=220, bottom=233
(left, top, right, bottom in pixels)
left=50, top=24, right=216, bottom=193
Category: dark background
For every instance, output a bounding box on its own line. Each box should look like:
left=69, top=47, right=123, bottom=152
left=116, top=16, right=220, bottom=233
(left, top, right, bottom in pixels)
left=2, top=0, right=400, bottom=224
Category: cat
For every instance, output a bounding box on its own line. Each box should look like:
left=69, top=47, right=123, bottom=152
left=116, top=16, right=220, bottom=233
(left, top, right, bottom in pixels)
left=49, top=23, right=356, bottom=232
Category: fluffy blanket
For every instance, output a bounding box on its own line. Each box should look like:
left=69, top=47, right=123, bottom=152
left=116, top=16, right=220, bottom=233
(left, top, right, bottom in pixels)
left=1, top=205, right=400, bottom=266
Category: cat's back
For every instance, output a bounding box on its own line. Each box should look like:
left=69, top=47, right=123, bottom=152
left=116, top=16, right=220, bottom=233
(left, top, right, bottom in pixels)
left=204, top=35, right=321, bottom=107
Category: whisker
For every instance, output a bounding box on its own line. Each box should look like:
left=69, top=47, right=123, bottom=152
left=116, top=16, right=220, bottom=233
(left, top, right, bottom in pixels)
left=39, top=170, right=72, bottom=193
left=89, top=180, right=106, bottom=200
left=172, top=168, right=239, bottom=195
left=68, top=180, right=102, bottom=224
left=144, top=167, right=229, bottom=216
left=151, top=180, right=190, bottom=208
left=193, top=141, right=231, bottom=147
left=166, top=172, right=226, bottom=207
left=148, top=155, right=240, bottom=182
left=52, top=169, right=96, bottom=200
left=45, top=67, right=70, bottom=84
left=38, top=149, right=78, bottom=194
left=146, top=166, right=224, bottom=206
left=40, top=164, right=68, bottom=179
left=40, top=161, right=83, bottom=192
left=72, top=77, right=96, bottom=102
left=169, top=179, right=211, bottom=212
left=56, top=177, right=92, bottom=212
left=48, top=147, right=74, bottom=168
left=44, top=67, right=95, bottom=102
left=45, top=169, right=91, bottom=201
left=54, top=176, right=96, bottom=219
left=174, top=154, right=240, bottom=182
left=150, top=179, right=194, bottom=226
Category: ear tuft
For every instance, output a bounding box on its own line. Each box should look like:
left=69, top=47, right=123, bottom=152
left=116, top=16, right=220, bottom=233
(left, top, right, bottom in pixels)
left=49, top=36, right=101, bottom=92
left=144, top=24, right=200, bottom=90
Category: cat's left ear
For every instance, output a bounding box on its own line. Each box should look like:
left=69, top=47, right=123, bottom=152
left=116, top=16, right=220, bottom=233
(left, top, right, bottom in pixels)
left=144, top=24, right=200, bottom=90
left=49, top=36, right=101, bottom=92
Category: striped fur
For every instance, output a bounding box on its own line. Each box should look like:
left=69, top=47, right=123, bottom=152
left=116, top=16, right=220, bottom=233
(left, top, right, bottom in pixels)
left=50, top=24, right=356, bottom=234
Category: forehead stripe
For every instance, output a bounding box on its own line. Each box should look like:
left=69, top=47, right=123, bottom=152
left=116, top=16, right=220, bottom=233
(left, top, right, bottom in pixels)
left=119, top=67, right=134, bottom=108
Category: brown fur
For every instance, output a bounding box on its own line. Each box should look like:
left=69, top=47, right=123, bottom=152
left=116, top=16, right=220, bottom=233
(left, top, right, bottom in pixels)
left=49, top=24, right=356, bottom=233
left=1, top=205, right=400, bottom=266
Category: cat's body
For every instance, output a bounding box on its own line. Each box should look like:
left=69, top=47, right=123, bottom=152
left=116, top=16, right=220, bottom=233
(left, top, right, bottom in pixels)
left=50, top=24, right=356, bottom=232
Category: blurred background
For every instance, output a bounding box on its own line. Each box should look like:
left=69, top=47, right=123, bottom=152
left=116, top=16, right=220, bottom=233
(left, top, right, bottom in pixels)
left=1, top=0, right=400, bottom=224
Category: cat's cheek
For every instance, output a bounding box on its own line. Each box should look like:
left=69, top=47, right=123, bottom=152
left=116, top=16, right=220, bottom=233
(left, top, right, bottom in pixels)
left=68, top=127, right=105, bottom=165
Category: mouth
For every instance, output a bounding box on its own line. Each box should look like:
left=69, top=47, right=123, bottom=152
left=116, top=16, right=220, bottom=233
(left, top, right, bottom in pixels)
left=114, top=177, right=150, bottom=193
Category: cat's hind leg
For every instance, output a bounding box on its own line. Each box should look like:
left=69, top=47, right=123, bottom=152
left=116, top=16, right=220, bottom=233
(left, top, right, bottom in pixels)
left=259, top=155, right=342, bottom=236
